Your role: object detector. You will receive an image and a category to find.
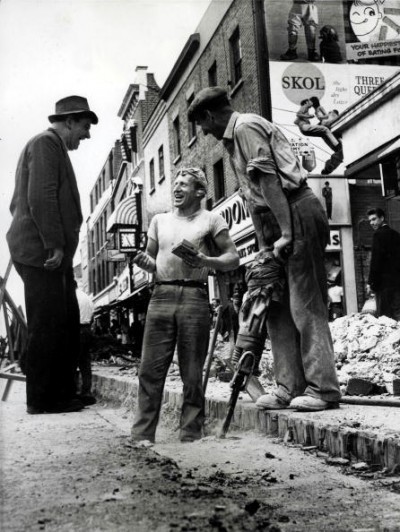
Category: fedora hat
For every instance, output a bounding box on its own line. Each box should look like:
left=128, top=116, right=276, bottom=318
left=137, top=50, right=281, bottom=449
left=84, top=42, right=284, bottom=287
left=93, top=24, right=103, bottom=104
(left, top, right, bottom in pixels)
left=48, top=95, right=98, bottom=124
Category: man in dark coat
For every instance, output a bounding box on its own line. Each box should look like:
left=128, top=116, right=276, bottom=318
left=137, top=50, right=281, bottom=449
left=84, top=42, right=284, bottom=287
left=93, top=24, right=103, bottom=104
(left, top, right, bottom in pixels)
left=367, top=208, right=400, bottom=320
left=7, top=96, right=98, bottom=414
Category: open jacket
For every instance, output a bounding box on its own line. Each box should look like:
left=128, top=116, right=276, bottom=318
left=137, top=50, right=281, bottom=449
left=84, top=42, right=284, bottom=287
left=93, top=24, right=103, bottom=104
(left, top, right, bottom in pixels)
left=7, top=128, right=83, bottom=269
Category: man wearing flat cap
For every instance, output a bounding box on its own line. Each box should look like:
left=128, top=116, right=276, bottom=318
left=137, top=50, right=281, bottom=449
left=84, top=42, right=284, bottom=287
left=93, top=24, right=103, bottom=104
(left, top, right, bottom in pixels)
left=7, top=95, right=98, bottom=414
left=188, top=87, right=340, bottom=412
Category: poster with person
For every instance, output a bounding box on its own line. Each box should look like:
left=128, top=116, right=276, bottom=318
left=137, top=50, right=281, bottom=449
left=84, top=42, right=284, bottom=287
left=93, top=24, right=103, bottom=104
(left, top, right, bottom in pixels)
left=263, top=0, right=400, bottom=63
left=306, top=176, right=351, bottom=225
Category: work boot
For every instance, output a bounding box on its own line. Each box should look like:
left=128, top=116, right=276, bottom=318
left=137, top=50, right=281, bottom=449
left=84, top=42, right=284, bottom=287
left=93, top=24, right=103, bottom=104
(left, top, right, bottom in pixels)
left=290, top=395, right=339, bottom=412
left=280, top=48, right=298, bottom=61
left=307, top=49, right=319, bottom=61
left=321, top=144, right=343, bottom=175
left=256, top=392, right=291, bottom=410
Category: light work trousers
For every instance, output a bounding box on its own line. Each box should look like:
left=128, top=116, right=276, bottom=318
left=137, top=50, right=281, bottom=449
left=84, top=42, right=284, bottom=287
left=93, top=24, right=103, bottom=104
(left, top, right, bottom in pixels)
left=267, top=188, right=341, bottom=403
left=131, top=284, right=210, bottom=442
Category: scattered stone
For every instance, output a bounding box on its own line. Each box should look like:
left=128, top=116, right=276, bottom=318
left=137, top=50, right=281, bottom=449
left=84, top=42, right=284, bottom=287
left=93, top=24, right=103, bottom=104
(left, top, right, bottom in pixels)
left=265, top=452, right=275, bottom=459
left=326, top=457, right=350, bottom=466
left=244, top=499, right=260, bottom=515
left=346, top=378, right=378, bottom=396
left=351, top=462, right=370, bottom=471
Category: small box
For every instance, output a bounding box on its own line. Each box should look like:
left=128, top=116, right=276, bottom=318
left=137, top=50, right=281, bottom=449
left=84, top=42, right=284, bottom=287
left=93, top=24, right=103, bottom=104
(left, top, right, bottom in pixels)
left=171, top=239, right=198, bottom=260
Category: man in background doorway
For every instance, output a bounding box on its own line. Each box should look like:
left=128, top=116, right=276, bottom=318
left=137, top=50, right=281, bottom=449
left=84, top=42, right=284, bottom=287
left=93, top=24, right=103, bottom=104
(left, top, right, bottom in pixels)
left=367, top=207, right=400, bottom=320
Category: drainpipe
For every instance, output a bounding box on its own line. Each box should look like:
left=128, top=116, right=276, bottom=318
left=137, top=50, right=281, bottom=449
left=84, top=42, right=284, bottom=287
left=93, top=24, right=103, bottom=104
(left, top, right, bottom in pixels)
left=252, top=0, right=272, bottom=121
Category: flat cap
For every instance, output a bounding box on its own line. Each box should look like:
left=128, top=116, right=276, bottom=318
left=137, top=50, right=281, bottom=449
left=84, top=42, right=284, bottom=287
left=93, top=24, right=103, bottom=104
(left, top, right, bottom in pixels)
left=187, top=87, right=229, bottom=121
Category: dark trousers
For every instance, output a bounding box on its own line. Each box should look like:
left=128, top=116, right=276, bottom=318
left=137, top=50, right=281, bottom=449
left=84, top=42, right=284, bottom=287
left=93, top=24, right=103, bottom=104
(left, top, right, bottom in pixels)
left=14, top=263, right=80, bottom=409
left=131, top=284, right=210, bottom=442
left=376, top=287, right=400, bottom=321
left=78, top=325, right=93, bottom=395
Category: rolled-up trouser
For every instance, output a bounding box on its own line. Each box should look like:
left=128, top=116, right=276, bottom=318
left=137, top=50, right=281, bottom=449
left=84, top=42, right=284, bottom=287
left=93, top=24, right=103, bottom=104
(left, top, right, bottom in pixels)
left=131, top=284, right=210, bottom=442
left=267, top=187, right=341, bottom=403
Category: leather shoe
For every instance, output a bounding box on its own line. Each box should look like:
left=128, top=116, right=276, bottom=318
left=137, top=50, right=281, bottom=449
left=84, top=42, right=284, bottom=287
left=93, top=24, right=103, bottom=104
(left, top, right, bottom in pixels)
left=27, top=399, right=84, bottom=414
left=27, top=405, right=46, bottom=415
left=290, top=395, right=339, bottom=412
left=180, top=433, right=201, bottom=443
left=46, top=398, right=85, bottom=414
left=77, top=394, right=97, bottom=406
left=256, top=393, right=290, bottom=410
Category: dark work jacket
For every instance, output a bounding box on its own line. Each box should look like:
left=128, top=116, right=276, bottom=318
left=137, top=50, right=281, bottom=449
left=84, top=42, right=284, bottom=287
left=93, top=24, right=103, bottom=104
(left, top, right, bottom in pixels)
left=7, top=128, right=83, bottom=269
left=368, top=225, right=400, bottom=291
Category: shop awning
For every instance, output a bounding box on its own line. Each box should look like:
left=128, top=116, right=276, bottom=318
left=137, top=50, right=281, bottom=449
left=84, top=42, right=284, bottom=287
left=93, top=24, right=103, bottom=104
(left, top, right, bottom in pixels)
left=109, top=283, right=149, bottom=308
left=106, top=195, right=138, bottom=233
left=346, top=136, right=400, bottom=177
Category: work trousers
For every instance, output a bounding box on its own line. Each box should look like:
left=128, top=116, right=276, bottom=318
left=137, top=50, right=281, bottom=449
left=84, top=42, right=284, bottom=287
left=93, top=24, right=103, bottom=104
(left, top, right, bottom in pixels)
left=267, top=188, right=341, bottom=403
left=131, top=284, right=210, bottom=442
left=14, top=263, right=79, bottom=409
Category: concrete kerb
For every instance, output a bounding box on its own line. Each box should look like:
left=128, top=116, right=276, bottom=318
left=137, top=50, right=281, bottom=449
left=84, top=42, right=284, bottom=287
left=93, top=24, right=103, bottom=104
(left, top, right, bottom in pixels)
left=92, top=369, right=400, bottom=469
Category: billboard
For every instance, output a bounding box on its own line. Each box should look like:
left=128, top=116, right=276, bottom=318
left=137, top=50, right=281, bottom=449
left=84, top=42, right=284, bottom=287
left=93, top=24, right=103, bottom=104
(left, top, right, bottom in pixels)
left=269, top=61, right=398, bottom=174
left=264, top=0, right=400, bottom=63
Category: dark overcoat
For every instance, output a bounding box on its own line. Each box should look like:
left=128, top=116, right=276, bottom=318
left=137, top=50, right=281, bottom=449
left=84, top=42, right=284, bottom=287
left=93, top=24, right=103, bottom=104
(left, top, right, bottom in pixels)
left=7, top=128, right=83, bottom=269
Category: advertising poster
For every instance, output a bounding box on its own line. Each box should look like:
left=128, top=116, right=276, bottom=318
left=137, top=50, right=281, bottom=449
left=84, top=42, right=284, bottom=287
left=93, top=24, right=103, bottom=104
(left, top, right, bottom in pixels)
left=269, top=61, right=398, bottom=174
left=264, top=0, right=400, bottom=63
left=264, top=0, right=347, bottom=63
left=344, top=0, right=400, bottom=61
left=307, top=176, right=351, bottom=225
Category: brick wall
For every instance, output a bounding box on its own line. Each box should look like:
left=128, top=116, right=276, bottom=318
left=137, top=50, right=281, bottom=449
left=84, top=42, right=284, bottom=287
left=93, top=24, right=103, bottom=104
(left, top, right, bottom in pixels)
left=166, top=0, right=261, bottom=208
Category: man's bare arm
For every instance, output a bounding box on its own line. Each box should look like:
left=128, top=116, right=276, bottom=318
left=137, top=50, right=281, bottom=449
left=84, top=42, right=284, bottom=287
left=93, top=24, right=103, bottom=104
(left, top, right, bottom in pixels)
left=133, top=237, right=157, bottom=273
left=252, top=168, right=292, bottom=259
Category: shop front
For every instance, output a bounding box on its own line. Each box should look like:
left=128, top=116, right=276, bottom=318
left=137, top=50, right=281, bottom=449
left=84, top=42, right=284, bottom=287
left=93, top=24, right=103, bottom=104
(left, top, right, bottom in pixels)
left=332, top=70, right=400, bottom=310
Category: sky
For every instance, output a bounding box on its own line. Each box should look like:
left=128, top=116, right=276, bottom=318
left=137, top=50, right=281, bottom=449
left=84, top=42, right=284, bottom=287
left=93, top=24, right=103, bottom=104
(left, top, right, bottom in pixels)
left=0, top=0, right=212, bottom=327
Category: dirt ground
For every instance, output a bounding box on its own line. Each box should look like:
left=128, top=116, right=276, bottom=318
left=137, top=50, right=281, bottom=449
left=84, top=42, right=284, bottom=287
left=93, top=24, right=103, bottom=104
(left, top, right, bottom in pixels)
left=2, top=381, right=400, bottom=532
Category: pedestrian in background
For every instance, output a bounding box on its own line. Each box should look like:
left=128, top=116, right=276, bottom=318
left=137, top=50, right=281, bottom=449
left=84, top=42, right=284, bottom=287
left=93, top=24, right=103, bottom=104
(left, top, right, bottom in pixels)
left=188, top=87, right=341, bottom=412
left=7, top=96, right=98, bottom=414
left=131, top=167, right=239, bottom=443
left=367, top=207, right=400, bottom=320
left=75, top=282, right=96, bottom=405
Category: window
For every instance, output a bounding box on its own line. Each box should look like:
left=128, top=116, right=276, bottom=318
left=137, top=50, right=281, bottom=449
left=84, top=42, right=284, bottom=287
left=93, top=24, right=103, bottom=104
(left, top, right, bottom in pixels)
left=90, top=194, right=94, bottom=213
left=149, top=158, right=155, bottom=191
left=95, top=223, right=100, bottom=252
left=90, top=230, right=95, bottom=259
left=103, top=211, right=108, bottom=243
left=208, top=61, right=217, bottom=87
left=173, top=116, right=181, bottom=160
left=187, top=94, right=197, bottom=141
left=158, top=145, right=165, bottom=181
left=92, top=269, right=96, bottom=295
left=213, top=159, right=225, bottom=202
left=99, top=217, right=104, bottom=248
left=229, top=27, right=242, bottom=87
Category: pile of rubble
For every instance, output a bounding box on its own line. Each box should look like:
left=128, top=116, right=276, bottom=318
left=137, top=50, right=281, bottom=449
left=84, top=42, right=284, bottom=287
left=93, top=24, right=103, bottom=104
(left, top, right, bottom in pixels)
left=330, top=313, right=400, bottom=393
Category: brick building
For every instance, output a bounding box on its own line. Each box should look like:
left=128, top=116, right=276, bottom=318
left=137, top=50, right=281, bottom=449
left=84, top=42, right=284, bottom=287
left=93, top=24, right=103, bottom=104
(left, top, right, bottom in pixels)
left=83, top=0, right=400, bottom=322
